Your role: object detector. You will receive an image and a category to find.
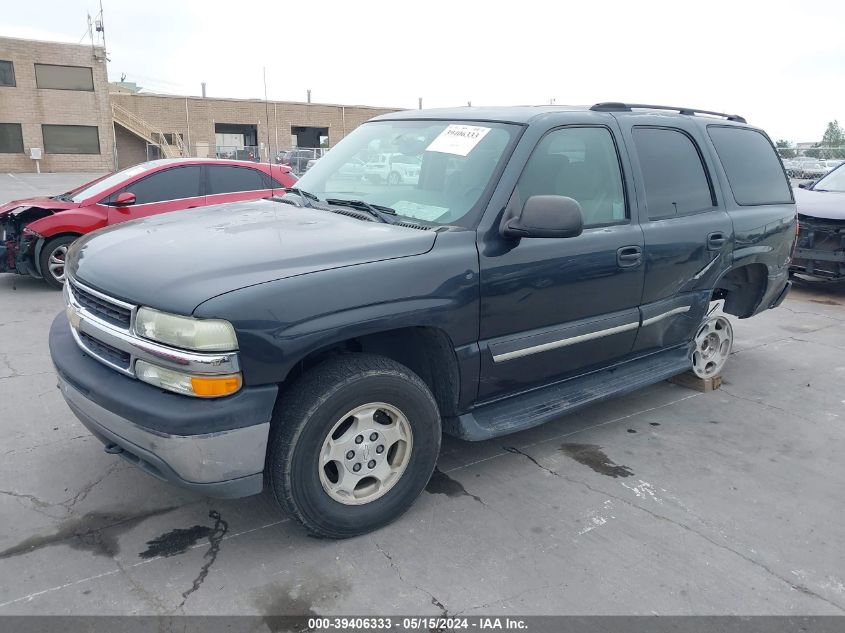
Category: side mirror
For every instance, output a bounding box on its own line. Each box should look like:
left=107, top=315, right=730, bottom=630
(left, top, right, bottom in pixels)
left=113, top=192, right=136, bottom=207
left=501, top=195, right=584, bottom=239
left=797, top=181, right=814, bottom=190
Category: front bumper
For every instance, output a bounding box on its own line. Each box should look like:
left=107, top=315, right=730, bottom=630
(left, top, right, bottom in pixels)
left=790, top=217, right=845, bottom=280
left=50, top=313, right=278, bottom=498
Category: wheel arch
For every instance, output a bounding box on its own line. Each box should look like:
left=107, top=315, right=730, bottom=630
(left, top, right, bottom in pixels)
left=711, top=262, right=769, bottom=318
left=34, top=232, right=83, bottom=279
left=277, top=325, right=461, bottom=418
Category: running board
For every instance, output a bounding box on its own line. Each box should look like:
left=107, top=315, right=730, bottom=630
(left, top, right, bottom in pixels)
left=443, top=344, right=693, bottom=441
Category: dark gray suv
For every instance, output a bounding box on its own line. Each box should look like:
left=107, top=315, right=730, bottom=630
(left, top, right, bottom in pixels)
left=51, top=103, right=796, bottom=537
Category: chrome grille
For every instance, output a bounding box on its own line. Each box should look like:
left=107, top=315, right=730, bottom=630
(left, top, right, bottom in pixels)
left=65, top=276, right=241, bottom=380
left=78, top=331, right=131, bottom=370
left=72, top=283, right=132, bottom=328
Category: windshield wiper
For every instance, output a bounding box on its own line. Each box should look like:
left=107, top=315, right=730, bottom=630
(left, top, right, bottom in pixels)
left=283, top=187, right=321, bottom=207
left=325, top=198, right=398, bottom=224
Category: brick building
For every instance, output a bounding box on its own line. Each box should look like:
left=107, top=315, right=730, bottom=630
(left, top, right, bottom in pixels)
left=0, top=35, right=400, bottom=173
left=0, top=36, right=114, bottom=172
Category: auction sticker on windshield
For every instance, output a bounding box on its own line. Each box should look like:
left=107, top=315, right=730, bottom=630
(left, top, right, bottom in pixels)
left=426, top=124, right=491, bottom=156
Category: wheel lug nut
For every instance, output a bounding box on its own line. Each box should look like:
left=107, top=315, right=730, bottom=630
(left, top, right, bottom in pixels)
left=376, top=445, right=385, bottom=454
left=345, top=450, right=355, bottom=460
left=368, top=460, right=376, bottom=469
left=354, top=435, right=363, bottom=444
left=369, top=432, right=378, bottom=441
left=353, top=463, right=361, bottom=472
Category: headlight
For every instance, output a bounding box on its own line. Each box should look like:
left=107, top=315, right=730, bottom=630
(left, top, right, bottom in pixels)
left=135, top=307, right=238, bottom=352
left=135, top=360, right=242, bottom=398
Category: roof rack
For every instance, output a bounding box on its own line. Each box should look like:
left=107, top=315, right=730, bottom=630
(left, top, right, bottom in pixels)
left=590, top=102, right=746, bottom=124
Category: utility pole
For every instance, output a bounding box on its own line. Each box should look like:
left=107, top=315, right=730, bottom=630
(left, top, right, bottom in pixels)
left=418, top=97, right=422, bottom=110
left=263, top=67, right=272, bottom=161
left=307, top=89, right=311, bottom=104
left=201, top=82, right=206, bottom=98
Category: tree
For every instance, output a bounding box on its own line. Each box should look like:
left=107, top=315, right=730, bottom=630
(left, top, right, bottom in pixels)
left=775, top=139, right=796, bottom=159
left=820, top=120, right=845, bottom=159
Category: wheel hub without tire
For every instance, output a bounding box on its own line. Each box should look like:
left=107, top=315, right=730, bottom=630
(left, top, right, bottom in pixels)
left=692, top=315, right=733, bottom=378
left=319, top=402, right=412, bottom=505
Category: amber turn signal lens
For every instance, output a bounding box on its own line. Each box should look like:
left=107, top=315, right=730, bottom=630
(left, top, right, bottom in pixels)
left=190, top=374, right=243, bottom=397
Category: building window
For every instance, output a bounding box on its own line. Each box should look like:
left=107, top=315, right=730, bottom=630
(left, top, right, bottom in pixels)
left=42, top=125, right=100, bottom=154
left=0, top=123, right=24, bottom=153
left=0, top=61, right=15, bottom=87
left=35, top=64, right=94, bottom=91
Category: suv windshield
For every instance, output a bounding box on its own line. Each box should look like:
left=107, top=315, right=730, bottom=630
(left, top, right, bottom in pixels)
left=813, top=164, right=845, bottom=192
left=295, top=119, right=519, bottom=225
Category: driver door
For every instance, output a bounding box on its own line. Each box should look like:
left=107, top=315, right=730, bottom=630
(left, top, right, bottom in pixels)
left=477, top=125, right=645, bottom=400
left=102, top=165, right=204, bottom=225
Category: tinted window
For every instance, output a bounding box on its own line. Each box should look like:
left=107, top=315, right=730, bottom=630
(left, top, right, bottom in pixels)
left=207, top=165, right=268, bottom=195
left=35, top=64, right=94, bottom=91
left=0, top=61, right=15, bottom=87
left=516, top=126, right=626, bottom=227
left=633, top=127, right=713, bottom=219
left=708, top=126, right=792, bottom=205
left=42, top=125, right=100, bottom=154
left=122, top=166, right=202, bottom=204
left=0, top=123, right=24, bottom=153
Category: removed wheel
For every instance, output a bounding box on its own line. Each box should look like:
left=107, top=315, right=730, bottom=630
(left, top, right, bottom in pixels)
left=268, top=354, right=441, bottom=538
left=39, top=235, right=78, bottom=290
left=692, top=315, right=733, bottom=378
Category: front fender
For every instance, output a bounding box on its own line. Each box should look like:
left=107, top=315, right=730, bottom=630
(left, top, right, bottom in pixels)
left=27, top=206, right=107, bottom=238
left=193, top=231, right=480, bottom=388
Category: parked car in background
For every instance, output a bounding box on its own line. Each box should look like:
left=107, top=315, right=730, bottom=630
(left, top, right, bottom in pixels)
left=277, top=148, right=327, bottom=175
left=0, top=158, right=296, bottom=288
left=791, top=163, right=845, bottom=280
left=363, top=153, right=422, bottom=184
left=50, top=103, right=795, bottom=538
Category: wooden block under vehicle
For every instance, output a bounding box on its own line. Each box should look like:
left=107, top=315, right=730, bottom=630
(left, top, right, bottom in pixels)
left=667, top=371, right=722, bottom=393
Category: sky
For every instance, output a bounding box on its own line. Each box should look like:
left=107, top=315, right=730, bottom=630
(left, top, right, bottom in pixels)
left=2, top=0, right=843, bottom=143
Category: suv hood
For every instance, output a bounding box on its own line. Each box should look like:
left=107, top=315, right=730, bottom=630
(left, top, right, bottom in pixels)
left=794, top=187, right=845, bottom=221
left=68, top=199, right=437, bottom=314
left=0, top=197, right=79, bottom=219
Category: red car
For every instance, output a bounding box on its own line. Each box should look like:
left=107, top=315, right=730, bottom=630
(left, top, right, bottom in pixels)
left=0, top=158, right=296, bottom=288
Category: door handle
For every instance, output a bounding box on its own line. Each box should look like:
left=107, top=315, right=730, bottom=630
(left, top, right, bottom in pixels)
left=707, top=232, right=726, bottom=251
left=617, top=245, right=642, bottom=268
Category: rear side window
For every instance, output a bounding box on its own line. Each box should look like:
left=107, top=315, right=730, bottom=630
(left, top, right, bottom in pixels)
left=707, top=126, right=792, bottom=205
left=633, top=127, right=714, bottom=219
left=121, top=166, right=202, bottom=204
left=207, top=165, right=269, bottom=195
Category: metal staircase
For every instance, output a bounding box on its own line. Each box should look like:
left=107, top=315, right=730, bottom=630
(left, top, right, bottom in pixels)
left=112, top=103, right=187, bottom=159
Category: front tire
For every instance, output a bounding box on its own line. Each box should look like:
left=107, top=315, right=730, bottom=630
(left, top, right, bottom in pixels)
left=268, top=354, right=441, bottom=538
left=39, top=235, right=77, bottom=290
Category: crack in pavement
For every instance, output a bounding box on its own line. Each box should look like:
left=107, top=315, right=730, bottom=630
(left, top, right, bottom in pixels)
left=177, top=510, right=228, bottom=608
left=719, top=388, right=819, bottom=426
left=0, top=489, right=53, bottom=508
left=374, top=543, right=448, bottom=617
left=501, top=444, right=845, bottom=614
left=59, top=463, right=127, bottom=510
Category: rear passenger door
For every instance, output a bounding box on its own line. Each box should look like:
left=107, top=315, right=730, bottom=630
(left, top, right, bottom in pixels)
left=204, top=164, right=274, bottom=206
left=617, top=120, right=733, bottom=353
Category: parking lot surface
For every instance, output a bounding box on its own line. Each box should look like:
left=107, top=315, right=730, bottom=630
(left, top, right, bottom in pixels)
left=1, top=173, right=844, bottom=616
